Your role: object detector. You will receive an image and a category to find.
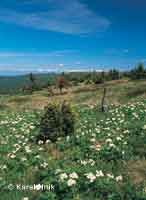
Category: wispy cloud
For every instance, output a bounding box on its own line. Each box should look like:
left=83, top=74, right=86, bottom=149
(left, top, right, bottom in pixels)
left=0, top=63, right=103, bottom=74
left=75, top=61, right=81, bottom=65
left=103, top=48, right=130, bottom=56
left=0, top=63, right=64, bottom=72
left=0, top=50, right=78, bottom=58
left=0, top=0, right=110, bottom=34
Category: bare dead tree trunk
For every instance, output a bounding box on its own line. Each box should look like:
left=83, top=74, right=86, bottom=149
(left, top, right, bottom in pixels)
left=48, top=87, right=54, bottom=96
left=101, top=87, right=107, bottom=112
left=59, top=87, right=62, bottom=94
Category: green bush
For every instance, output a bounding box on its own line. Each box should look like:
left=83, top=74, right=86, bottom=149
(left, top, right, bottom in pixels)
left=38, top=101, right=76, bottom=142
left=130, top=63, right=146, bottom=80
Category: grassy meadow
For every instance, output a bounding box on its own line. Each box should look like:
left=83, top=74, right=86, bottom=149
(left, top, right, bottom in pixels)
left=1, top=79, right=146, bottom=199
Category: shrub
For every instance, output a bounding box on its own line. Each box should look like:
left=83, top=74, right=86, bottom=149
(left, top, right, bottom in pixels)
left=38, top=101, right=76, bottom=142
left=130, top=63, right=146, bottom=80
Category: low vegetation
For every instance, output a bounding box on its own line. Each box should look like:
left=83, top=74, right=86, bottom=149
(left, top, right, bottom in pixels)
left=1, top=62, right=146, bottom=95
left=1, top=98, right=146, bottom=199
left=1, top=63, right=146, bottom=199
left=38, top=101, right=76, bottom=142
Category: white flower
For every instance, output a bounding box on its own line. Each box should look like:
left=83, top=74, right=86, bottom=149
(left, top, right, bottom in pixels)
left=90, top=138, right=96, bottom=143
left=66, top=136, right=70, bottom=141
left=109, top=143, right=116, bottom=148
left=85, top=172, right=96, bottom=182
left=67, top=179, right=76, bottom=187
left=46, top=139, right=51, bottom=144
left=59, top=173, right=68, bottom=181
left=25, top=146, right=32, bottom=153
left=21, top=157, right=27, bottom=161
left=96, top=170, right=104, bottom=177
left=0, top=165, right=7, bottom=170
left=88, top=159, right=95, bottom=166
left=94, top=143, right=101, bottom=151
left=106, top=138, right=112, bottom=143
left=69, top=172, right=78, bottom=179
left=41, top=162, right=48, bottom=168
left=115, top=175, right=123, bottom=182
left=30, top=125, right=35, bottom=130
left=116, top=137, right=122, bottom=141
left=35, top=155, right=40, bottom=159
left=10, top=154, right=16, bottom=159
left=38, top=140, right=43, bottom=145
left=143, top=125, right=146, bottom=129
left=55, top=169, right=62, bottom=174
left=107, top=173, right=114, bottom=179
left=81, top=160, right=88, bottom=165
left=22, top=197, right=29, bottom=200
left=38, top=147, right=43, bottom=151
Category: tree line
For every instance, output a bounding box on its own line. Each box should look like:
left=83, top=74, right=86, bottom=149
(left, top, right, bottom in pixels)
left=24, top=63, right=146, bottom=94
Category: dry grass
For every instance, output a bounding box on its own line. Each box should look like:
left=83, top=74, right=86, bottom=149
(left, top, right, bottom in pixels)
left=126, top=160, right=146, bottom=185
left=4, top=79, right=146, bottom=110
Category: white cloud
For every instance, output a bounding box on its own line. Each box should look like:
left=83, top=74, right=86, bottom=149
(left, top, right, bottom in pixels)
left=0, top=50, right=78, bottom=58
left=75, top=61, right=81, bottom=65
left=0, top=64, right=60, bottom=72
left=0, top=0, right=110, bottom=34
left=58, top=63, right=64, bottom=67
left=103, top=48, right=130, bottom=56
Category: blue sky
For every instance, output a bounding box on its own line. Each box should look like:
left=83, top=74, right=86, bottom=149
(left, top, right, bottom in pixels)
left=0, top=0, right=146, bottom=74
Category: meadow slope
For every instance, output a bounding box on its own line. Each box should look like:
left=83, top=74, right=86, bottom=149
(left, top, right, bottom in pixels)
left=1, top=80, right=146, bottom=199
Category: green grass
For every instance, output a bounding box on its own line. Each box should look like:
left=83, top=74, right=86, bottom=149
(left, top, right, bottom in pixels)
left=1, top=80, right=146, bottom=199
left=1, top=98, right=146, bottom=199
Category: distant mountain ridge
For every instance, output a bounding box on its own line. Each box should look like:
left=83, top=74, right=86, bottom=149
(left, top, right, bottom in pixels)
left=0, top=73, right=54, bottom=94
